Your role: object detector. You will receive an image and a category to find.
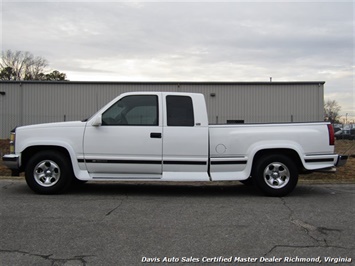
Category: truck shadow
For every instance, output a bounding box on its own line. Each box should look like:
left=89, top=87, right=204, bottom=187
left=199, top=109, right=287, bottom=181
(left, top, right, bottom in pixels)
left=69, top=181, right=261, bottom=197
left=67, top=181, right=333, bottom=198
left=10, top=179, right=341, bottom=197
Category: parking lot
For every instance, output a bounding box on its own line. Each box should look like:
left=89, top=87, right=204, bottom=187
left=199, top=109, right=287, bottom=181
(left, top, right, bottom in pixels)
left=0, top=180, right=354, bottom=265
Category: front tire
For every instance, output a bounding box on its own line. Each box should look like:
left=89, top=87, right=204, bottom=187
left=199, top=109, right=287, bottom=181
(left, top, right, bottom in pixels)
left=25, top=151, right=73, bottom=194
left=252, top=154, right=298, bottom=197
left=240, top=177, right=254, bottom=186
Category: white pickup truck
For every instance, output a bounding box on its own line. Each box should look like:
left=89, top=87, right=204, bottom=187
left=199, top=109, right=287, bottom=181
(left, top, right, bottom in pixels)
left=3, top=91, right=347, bottom=196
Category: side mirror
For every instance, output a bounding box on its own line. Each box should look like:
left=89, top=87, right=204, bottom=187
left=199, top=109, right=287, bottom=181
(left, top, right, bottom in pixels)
left=91, top=115, right=102, bottom=127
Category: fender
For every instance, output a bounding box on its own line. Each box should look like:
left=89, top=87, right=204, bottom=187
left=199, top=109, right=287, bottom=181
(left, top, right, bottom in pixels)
left=14, top=121, right=90, bottom=180
left=248, top=140, right=304, bottom=161
left=20, top=141, right=91, bottom=181
left=247, top=140, right=337, bottom=172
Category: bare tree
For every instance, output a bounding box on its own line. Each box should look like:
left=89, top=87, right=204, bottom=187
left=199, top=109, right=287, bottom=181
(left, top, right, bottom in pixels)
left=0, top=50, right=67, bottom=81
left=25, top=56, right=48, bottom=80
left=1, top=50, right=68, bottom=81
left=324, top=100, right=341, bottom=123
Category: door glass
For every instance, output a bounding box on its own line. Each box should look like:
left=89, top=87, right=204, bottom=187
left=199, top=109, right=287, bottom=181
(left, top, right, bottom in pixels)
left=126, top=106, right=157, bottom=125
left=102, top=95, right=158, bottom=126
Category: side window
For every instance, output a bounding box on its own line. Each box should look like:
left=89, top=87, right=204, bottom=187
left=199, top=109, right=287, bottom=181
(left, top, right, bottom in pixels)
left=102, top=95, right=158, bottom=126
left=166, top=96, right=194, bottom=127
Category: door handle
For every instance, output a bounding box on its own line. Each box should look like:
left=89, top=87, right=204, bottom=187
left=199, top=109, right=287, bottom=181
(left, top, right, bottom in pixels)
left=150, top=132, right=162, bottom=139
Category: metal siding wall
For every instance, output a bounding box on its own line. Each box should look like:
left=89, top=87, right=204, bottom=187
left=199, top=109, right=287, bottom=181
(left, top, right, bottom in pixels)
left=0, top=83, right=22, bottom=139
left=0, top=82, right=324, bottom=138
left=21, top=83, right=97, bottom=125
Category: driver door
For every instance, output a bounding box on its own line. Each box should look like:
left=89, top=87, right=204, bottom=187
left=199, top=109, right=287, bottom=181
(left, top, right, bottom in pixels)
left=83, top=94, right=163, bottom=178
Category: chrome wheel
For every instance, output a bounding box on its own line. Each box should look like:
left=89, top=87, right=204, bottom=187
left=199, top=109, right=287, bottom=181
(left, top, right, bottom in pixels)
left=33, top=160, right=61, bottom=187
left=263, top=162, right=290, bottom=189
left=253, top=154, right=298, bottom=196
left=26, top=151, right=73, bottom=194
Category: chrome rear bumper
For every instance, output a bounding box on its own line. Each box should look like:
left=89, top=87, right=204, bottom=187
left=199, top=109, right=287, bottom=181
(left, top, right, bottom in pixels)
left=336, top=155, right=348, bottom=167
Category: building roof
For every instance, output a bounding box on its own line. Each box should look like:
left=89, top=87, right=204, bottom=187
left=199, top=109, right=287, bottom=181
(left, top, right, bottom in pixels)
left=0, top=80, right=326, bottom=85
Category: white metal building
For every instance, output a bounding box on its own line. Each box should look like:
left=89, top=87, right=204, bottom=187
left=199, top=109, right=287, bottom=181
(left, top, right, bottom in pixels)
left=0, top=81, right=325, bottom=139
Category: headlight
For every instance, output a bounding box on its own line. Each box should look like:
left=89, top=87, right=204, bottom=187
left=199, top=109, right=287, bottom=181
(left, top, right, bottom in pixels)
left=9, top=132, right=16, bottom=154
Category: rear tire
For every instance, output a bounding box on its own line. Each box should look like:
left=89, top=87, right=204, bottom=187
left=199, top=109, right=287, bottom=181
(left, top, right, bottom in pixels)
left=25, top=151, right=73, bottom=194
left=252, top=154, right=298, bottom=197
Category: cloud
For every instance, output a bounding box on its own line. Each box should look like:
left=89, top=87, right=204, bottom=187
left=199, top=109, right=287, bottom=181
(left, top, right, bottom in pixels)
left=2, top=1, right=354, bottom=116
left=4, top=2, right=351, bottom=62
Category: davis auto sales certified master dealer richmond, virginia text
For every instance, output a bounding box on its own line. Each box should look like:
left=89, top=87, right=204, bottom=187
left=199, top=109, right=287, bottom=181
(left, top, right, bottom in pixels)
left=141, top=255, right=352, bottom=263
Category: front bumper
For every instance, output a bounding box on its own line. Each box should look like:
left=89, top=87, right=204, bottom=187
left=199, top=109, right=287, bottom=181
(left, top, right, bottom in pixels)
left=336, top=155, right=348, bottom=167
left=2, top=154, right=20, bottom=170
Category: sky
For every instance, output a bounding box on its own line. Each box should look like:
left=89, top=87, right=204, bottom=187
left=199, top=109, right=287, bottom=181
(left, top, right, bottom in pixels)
left=1, top=0, right=354, bottom=121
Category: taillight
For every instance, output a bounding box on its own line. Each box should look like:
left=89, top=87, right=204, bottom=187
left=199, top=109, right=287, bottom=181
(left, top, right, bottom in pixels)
left=9, top=132, right=16, bottom=153
left=327, top=124, right=334, bottom=146
left=9, top=128, right=16, bottom=154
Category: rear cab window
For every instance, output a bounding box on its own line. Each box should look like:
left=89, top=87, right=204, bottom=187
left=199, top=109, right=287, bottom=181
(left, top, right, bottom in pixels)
left=166, top=96, right=194, bottom=127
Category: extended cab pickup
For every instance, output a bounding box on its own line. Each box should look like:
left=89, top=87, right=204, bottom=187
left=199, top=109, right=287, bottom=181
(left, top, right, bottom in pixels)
left=2, top=92, right=347, bottom=196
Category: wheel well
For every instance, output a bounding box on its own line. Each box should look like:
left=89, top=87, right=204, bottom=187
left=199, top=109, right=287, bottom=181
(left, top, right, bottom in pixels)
left=21, top=146, right=71, bottom=171
left=252, top=149, right=303, bottom=172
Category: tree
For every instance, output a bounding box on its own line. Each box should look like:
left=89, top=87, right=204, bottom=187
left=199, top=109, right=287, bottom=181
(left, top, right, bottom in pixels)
left=0, top=50, right=68, bottom=81
left=324, top=100, right=341, bottom=123
left=44, top=70, right=67, bottom=81
left=0, top=66, right=16, bottom=80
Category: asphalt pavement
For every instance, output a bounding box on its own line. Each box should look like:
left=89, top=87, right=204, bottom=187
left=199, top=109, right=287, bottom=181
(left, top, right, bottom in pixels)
left=0, top=179, right=354, bottom=266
